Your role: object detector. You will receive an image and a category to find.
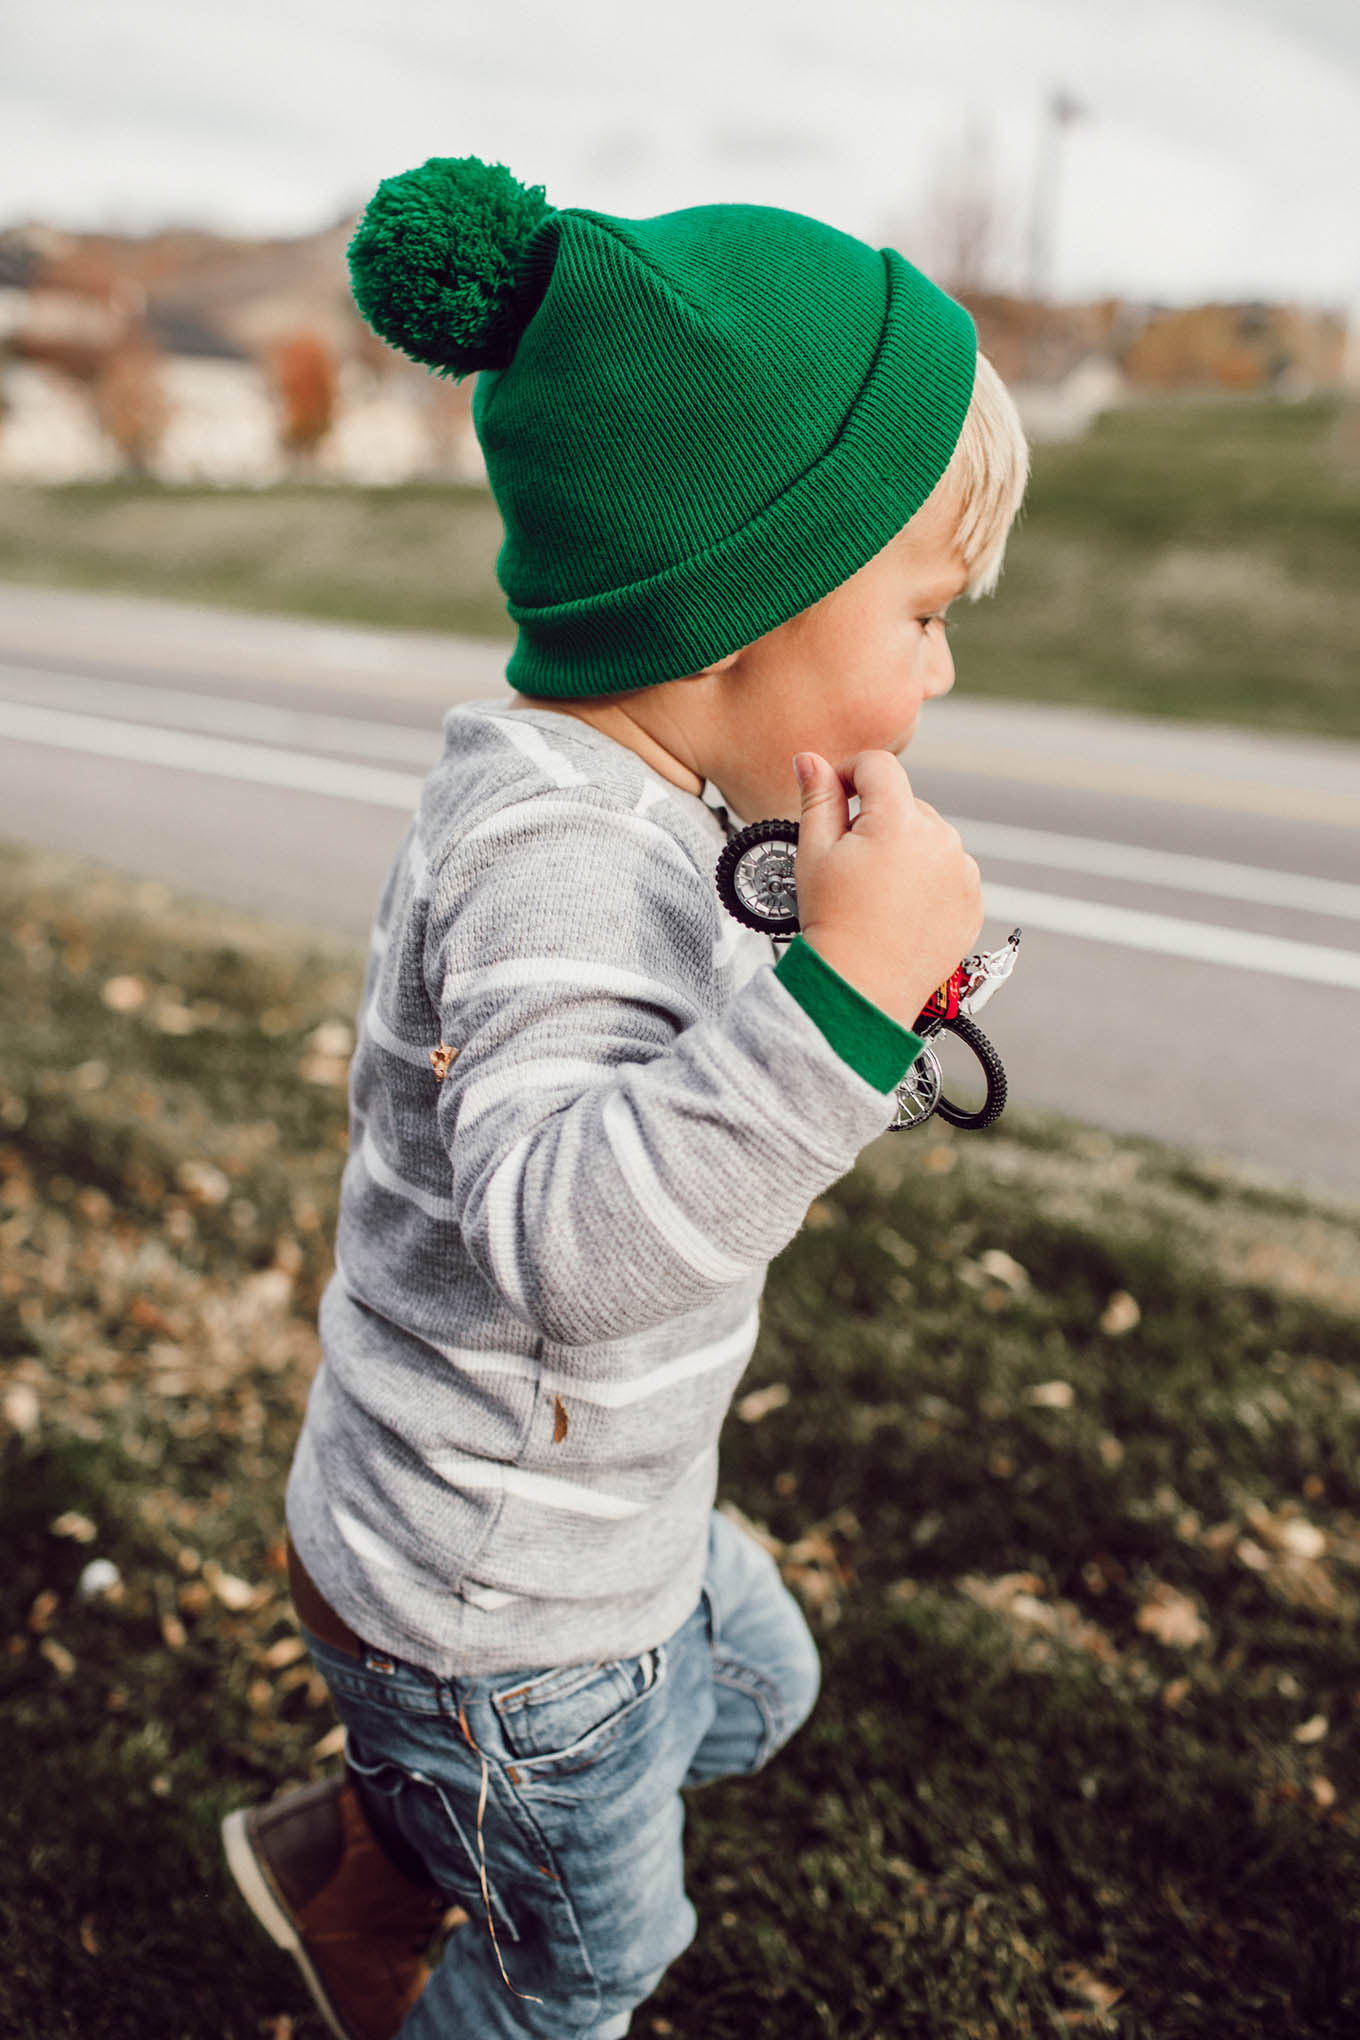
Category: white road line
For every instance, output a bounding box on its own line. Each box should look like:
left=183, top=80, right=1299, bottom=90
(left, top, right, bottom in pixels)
left=983, top=884, right=1360, bottom=991
left=0, top=697, right=426, bottom=809
left=952, top=818, right=1360, bottom=922
left=6, top=676, right=1356, bottom=924
left=0, top=661, right=445, bottom=767
left=3, top=696, right=1358, bottom=991
left=912, top=738, right=1360, bottom=829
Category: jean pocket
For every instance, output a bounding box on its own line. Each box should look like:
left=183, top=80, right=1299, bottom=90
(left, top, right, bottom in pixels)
left=491, top=1645, right=664, bottom=1771
left=344, top=1732, right=521, bottom=1943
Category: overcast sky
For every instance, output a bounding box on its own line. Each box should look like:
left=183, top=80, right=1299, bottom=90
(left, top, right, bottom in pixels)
left=5, top=0, right=1359, bottom=308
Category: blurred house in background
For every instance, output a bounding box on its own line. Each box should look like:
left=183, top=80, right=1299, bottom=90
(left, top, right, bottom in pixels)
left=0, top=219, right=485, bottom=487
left=0, top=218, right=1350, bottom=484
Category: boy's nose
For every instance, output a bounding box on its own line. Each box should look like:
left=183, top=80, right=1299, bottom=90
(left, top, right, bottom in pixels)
left=925, top=643, right=956, bottom=699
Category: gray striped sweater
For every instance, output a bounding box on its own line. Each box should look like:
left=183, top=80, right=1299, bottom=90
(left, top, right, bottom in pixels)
left=285, top=697, right=923, bottom=1676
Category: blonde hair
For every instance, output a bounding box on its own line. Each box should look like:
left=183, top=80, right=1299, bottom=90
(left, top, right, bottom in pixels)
left=940, top=350, right=1030, bottom=599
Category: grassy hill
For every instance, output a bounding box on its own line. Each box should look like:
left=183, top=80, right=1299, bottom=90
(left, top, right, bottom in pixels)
left=3, top=838, right=1360, bottom=2037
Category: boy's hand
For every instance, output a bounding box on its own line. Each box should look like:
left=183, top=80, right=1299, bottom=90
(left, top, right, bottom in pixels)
left=792, top=750, right=984, bottom=1029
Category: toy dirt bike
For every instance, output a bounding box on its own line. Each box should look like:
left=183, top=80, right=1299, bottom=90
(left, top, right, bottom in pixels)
left=714, top=817, right=1021, bottom=1132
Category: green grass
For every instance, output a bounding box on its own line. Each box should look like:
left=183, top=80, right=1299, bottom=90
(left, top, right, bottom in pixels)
left=1, top=395, right=1358, bottom=739
left=3, top=839, right=1360, bottom=2037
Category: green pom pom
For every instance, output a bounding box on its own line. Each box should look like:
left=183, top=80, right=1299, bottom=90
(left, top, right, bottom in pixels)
left=347, top=156, right=554, bottom=377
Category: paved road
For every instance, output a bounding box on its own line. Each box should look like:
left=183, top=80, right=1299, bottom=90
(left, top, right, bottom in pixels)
left=2, top=580, right=1359, bottom=1204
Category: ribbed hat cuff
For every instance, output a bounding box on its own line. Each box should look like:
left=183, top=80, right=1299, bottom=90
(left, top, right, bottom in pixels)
left=504, top=249, right=976, bottom=698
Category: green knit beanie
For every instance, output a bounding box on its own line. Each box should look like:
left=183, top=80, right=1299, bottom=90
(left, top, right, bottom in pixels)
left=347, top=156, right=977, bottom=698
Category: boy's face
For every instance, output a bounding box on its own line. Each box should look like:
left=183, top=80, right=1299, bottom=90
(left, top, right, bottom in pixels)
left=700, top=472, right=967, bottom=819
left=509, top=470, right=968, bottom=823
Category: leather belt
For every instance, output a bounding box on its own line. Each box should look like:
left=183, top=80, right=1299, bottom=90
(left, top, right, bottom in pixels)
left=287, top=1532, right=361, bottom=1658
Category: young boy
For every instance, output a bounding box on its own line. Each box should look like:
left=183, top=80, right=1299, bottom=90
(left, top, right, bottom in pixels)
left=222, top=155, right=1029, bottom=2039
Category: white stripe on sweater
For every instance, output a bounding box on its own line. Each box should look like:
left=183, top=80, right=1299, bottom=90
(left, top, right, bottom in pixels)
left=483, top=1127, right=534, bottom=1316
left=460, top=1581, right=521, bottom=1610
left=426, top=1445, right=716, bottom=1519
left=634, top=776, right=672, bottom=815
left=333, top=1503, right=436, bottom=1582
left=441, top=954, right=701, bottom=1025
left=601, top=1089, right=750, bottom=1283
left=455, top=794, right=701, bottom=891
left=455, top=1055, right=622, bottom=1133
left=362, top=992, right=438, bottom=1069
left=431, top=1304, right=760, bottom=1410
left=712, top=918, right=743, bottom=967
left=359, top=1126, right=457, bottom=1222
left=427, top=1451, right=647, bottom=1518
left=493, top=714, right=587, bottom=787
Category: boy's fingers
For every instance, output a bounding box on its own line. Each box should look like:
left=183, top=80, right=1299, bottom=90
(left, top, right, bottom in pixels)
left=847, top=748, right=915, bottom=816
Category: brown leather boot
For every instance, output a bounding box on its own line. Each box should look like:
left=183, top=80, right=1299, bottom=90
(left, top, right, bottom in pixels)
left=223, top=1769, right=455, bottom=2040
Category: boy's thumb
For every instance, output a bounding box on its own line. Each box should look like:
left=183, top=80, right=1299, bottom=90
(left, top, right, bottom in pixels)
left=792, top=751, right=845, bottom=850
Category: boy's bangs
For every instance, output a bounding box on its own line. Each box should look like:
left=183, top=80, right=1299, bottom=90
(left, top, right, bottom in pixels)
left=942, top=351, right=1031, bottom=599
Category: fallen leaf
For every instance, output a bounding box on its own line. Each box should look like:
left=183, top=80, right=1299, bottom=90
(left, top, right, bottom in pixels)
left=203, top=1560, right=258, bottom=1611
left=1162, top=1676, right=1192, bottom=1711
left=307, top=1020, right=354, bottom=1059
left=79, top=1914, right=100, bottom=1956
left=1025, top=1379, right=1074, bottom=1410
left=101, top=975, right=146, bottom=1013
left=77, top=1558, right=122, bottom=1599
left=978, top=1248, right=1030, bottom=1292
left=552, top=1393, right=569, bottom=1443
left=152, top=1000, right=196, bottom=1036
left=1312, top=1776, right=1337, bottom=1808
left=1100, top=1290, right=1141, bottom=1336
left=1057, top=1962, right=1124, bottom=2015
left=39, top=1637, right=76, bottom=1678
left=160, top=1614, right=188, bottom=1651
left=1135, top=1582, right=1207, bottom=1648
left=50, top=1511, right=97, bottom=1543
left=1236, top=1538, right=1272, bottom=1572
left=177, top=1159, right=231, bottom=1207
left=4, top=1383, right=40, bottom=1437
left=261, top=1634, right=307, bottom=1670
left=150, top=1774, right=172, bottom=1798
left=735, top=1383, right=792, bottom=1424
left=27, top=1589, right=60, bottom=1634
left=1294, top=1713, right=1329, bottom=1744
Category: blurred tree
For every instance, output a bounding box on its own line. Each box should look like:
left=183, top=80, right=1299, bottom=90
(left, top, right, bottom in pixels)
left=884, top=124, right=1017, bottom=300
left=93, top=328, right=170, bottom=476
left=271, top=331, right=338, bottom=467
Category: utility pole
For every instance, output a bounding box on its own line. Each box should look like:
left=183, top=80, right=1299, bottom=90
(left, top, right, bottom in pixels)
left=1027, top=88, right=1084, bottom=305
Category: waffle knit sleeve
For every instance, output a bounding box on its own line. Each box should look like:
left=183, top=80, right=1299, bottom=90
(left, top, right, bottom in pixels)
left=425, top=788, right=919, bottom=1350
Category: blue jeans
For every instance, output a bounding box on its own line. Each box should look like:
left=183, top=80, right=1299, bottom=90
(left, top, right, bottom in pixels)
left=298, top=1508, right=821, bottom=2038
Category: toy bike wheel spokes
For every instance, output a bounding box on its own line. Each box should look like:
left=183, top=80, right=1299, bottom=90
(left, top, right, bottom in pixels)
left=714, top=818, right=801, bottom=935
left=934, top=1014, right=1008, bottom=1131
left=889, top=1043, right=942, bottom=1131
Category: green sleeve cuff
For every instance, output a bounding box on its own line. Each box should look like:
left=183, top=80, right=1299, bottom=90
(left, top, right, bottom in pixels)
left=773, top=935, right=926, bottom=1094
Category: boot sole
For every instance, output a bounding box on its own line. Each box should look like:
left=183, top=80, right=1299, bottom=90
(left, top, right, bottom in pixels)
left=221, top=1806, right=353, bottom=2040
